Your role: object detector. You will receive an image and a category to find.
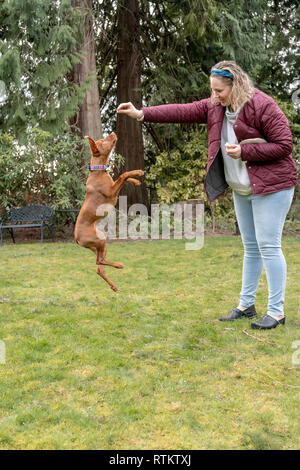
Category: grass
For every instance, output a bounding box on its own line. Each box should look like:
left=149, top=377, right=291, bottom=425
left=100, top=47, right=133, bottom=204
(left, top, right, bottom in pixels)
left=0, top=236, right=299, bottom=450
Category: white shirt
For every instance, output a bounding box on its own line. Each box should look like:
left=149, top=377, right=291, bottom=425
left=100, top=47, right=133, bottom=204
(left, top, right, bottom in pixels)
left=221, top=107, right=252, bottom=196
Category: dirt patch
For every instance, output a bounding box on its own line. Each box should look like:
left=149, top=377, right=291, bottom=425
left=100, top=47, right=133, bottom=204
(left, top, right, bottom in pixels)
left=0, top=223, right=75, bottom=245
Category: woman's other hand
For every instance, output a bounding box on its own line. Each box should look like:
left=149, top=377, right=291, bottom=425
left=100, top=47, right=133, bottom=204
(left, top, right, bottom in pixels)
left=225, top=143, right=241, bottom=159
left=117, top=102, right=143, bottom=120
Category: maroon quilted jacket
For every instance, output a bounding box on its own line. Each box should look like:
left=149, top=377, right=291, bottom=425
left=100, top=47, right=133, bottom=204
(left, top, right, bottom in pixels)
left=142, top=88, right=298, bottom=201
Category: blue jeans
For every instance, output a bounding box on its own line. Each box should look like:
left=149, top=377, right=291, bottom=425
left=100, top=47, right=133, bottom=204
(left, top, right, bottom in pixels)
left=233, top=188, right=294, bottom=317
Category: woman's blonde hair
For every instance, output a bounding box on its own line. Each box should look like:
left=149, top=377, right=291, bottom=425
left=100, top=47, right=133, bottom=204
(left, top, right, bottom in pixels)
left=210, top=60, right=254, bottom=111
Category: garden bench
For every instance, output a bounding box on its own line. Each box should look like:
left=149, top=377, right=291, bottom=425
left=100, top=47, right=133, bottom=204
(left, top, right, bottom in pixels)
left=0, top=205, right=54, bottom=245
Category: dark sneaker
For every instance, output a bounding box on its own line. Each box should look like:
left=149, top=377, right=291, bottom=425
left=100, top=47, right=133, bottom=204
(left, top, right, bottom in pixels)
left=251, top=314, right=285, bottom=330
left=219, top=305, right=257, bottom=322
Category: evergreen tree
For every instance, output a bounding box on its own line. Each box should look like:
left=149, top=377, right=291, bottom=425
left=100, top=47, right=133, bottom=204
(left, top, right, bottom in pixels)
left=0, top=0, right=88, bottom=139
left=69, top=0, right=103, bottom=141
left=115, top=0, right=148, bottom=208
left=253, top=0, right=300, bottom=100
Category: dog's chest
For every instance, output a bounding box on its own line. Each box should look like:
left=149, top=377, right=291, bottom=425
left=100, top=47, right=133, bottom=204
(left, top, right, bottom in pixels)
left=86, top=174, right=117, bottom=206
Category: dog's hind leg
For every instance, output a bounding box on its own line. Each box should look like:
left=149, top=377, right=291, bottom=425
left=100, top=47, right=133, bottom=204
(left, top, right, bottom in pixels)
left=95, top=230, right=124, bottom=269
left=96, top=246, right=124, bottom=269
left=86, top=243, right=121, bottom=289
left=96, top=264, right=118, bottom=292
left=100, top=259, right=124, bottom=269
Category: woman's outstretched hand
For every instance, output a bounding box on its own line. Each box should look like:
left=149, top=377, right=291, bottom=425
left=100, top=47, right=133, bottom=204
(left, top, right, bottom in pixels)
left=117, top=102, right=143, bottom=120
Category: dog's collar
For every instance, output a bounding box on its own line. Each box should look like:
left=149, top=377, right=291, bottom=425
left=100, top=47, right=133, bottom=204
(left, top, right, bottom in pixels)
left=88, top=165, right=109, bottom=171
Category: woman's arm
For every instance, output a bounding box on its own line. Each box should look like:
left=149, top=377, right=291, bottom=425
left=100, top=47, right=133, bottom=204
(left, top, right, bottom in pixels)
left=117, top=100, right=209, bottom=124
left=240, top=100, right=293, bottom=162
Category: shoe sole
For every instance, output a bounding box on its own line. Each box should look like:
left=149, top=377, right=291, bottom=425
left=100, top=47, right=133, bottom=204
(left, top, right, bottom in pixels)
left=219, top=314, right=257, bottom=322
left=251, top=321, right=285, bottom=330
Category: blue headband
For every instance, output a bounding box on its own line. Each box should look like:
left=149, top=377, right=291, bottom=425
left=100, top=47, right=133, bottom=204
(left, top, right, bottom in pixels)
left=211, top=68, right=233, bottom=79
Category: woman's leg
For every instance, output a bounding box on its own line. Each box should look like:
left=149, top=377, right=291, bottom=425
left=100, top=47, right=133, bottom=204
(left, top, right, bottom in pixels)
left=251, top=188, right=294, bottom=318
left=233, top=191, right=263, bottom=308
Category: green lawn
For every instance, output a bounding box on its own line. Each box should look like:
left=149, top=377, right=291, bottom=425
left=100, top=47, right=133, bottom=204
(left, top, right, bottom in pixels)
left=0, top=236, right=299, bottom=450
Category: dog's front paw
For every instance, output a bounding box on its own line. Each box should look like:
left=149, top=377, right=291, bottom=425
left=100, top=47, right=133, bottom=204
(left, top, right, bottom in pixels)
left=126, top=177, right=142, bottom=186
left=114, top=262, right=124, bottom=269
left=128, top=178, right=141, bottom=186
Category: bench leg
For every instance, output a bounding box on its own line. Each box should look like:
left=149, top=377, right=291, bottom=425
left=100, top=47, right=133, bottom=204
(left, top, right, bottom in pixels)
left=50, top=224, right=55, bottom=241
left=42, top=223, right=55, bottom=242
left=9, top=228, right=15, bottom=244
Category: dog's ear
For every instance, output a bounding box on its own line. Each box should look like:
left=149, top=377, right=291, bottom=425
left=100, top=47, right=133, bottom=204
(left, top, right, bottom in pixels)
left=85, top=136, right=99, bottom=155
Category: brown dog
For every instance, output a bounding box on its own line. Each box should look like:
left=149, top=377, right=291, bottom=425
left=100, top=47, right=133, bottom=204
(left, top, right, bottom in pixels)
left=74, top=132, right=144, bottom=291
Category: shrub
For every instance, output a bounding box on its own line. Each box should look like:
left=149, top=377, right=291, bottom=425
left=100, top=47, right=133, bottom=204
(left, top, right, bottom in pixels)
left=0, top=128, right=87, bottom=217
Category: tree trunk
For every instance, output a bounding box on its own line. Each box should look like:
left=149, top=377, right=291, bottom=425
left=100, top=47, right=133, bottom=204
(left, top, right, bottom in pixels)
left=70, top=0, right=102, bottom=141
left=115, top=0, right=148, bottom=209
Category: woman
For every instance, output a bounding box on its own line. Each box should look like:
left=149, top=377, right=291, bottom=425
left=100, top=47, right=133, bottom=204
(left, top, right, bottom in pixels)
left=117, top=60, right=298, bottom=330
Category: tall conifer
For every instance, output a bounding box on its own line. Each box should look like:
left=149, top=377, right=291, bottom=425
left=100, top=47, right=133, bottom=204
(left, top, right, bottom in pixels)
left=0, top=0, right=87, bottom=138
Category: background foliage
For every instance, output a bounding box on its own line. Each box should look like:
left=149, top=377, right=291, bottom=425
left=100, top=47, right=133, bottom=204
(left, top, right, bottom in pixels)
left=0, top=0, right=299, bottom=225
left=0, top=129, right=86, bottom=217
